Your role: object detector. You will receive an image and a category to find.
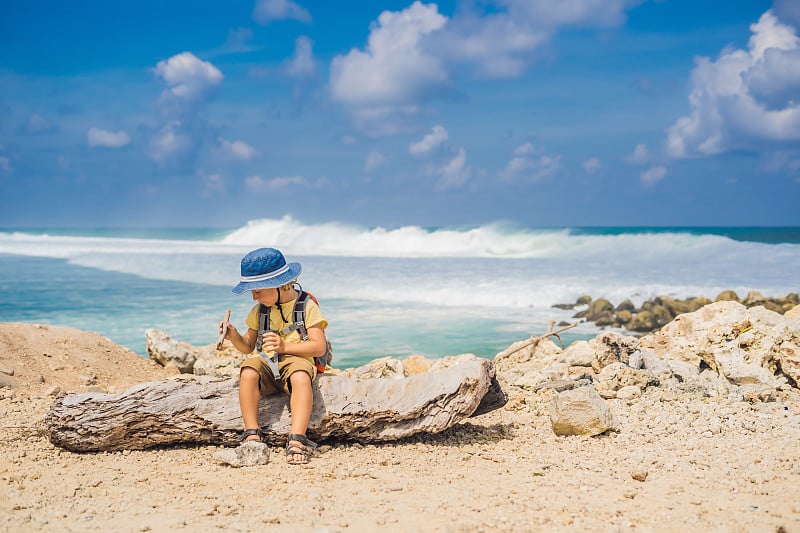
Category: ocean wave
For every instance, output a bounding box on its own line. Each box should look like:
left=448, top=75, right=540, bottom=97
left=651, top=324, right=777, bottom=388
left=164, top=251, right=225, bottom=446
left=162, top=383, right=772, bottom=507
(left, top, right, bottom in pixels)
left=218, top=216, right=766, bottom=259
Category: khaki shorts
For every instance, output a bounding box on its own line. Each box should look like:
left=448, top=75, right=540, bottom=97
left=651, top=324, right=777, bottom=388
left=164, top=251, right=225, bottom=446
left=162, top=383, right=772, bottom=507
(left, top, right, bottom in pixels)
left=240, top=354, right=316, bottom=395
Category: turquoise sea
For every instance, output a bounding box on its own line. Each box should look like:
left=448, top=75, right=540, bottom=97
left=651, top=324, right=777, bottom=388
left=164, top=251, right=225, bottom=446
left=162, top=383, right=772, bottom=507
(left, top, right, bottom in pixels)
left=1, top=218, right=798, bottom=369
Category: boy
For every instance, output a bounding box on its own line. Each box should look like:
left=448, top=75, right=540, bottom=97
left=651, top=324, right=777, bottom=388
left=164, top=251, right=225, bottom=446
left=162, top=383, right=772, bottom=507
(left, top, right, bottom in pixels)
left=220, top=247, right=328, bottom=464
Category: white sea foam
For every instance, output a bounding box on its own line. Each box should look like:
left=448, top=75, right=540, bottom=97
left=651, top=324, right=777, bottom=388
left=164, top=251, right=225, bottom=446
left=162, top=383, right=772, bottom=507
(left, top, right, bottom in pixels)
left=1, top=219, right=797, bottom=310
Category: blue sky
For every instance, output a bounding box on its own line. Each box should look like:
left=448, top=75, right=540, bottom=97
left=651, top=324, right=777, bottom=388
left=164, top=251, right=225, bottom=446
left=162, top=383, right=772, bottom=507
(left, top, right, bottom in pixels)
left=1, top=0, right=799, bottom=228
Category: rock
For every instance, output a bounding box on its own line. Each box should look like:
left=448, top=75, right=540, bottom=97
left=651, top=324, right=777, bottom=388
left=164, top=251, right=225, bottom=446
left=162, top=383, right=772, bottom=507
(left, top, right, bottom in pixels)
left=561, top=341, right=594, bottom=367
left=45, top=354, right=501, bottom=451
left=715, top=290, right=740, bottom=302
left=631, top=470, right=648, bottom=482
left=743, top=290, right=767, bottom=306
left=534, top=379, right=577, bottom=393
left=576, top=295, right=592, bottom=305
left=341, top=356, right=405, bottom=379
left=629, top=311, right=657, bottom=332
left=402, top=355, right=434, bottom=375
left=595, top=363, right=658, bottom=399
left=639, top=350, right=674, bottom=381
left=193, top=356, right=247, bottom=377
left=549, top=386, right=616, bottom=436
left=213, top=441, right=270, bottom=467
left=616, top=299, right=635, bottom=312
left=0, top=364, right=14, bottom=376
left=586, top=299, right=614, bottom=321
left=638, top=301, right=800, bottom=388
left=787, top=305, right=800, bottom=321
left=616, top=385, right=642, bottom=400
left=590, top=332, right=639, bottom=373
left=0, top=373, right=17, bottom=389
left=145, top=329, right=202, bottom=374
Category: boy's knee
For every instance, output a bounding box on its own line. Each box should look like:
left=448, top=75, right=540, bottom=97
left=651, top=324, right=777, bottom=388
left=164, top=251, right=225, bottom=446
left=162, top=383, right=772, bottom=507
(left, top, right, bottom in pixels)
left=289, top=370, right=312, bottom=388
left=240, top=366, right=260, bottom=385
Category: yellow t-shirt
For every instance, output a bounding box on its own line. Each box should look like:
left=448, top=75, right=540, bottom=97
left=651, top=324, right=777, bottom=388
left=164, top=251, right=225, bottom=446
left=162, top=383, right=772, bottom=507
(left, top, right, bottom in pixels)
left=244, top=295, right=328, bottom=347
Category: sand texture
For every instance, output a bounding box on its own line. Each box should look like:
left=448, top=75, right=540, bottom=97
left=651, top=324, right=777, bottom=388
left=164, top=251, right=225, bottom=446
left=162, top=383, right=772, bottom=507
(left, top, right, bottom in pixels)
left=1, top=321, right=800, bottom=532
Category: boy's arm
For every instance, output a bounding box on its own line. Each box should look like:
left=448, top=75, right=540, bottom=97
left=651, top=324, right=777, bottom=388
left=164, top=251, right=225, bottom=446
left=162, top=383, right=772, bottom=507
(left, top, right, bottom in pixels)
left=221, top=323, right=258, bottom=354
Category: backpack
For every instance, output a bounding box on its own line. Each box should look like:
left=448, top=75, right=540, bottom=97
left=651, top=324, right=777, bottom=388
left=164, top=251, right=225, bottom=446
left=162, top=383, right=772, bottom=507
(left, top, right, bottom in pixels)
left=258, top=290, right=333, bottom=374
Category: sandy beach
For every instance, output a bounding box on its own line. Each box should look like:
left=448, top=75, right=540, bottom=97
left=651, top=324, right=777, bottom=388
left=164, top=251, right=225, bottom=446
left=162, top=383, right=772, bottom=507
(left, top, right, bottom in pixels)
left=2, top=321, right=800, bottom=532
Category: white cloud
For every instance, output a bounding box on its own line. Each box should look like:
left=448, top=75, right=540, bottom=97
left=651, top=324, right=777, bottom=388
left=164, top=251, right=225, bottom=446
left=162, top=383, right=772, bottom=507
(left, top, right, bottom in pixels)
left=583, top=157, right=600, bottom=174
left=500, top=142, right=561, bottom=182
left=364, top=150, right=386, bottom=173
left=246, top=174, right=309, bottom=192
left=666, top=10, right=800, bottom=159
left=26, top=113, right=51, bottom=133
left=641, top=165, right=667, bottom=185
left=513, top=142, right=536, bottom=156
left=87, top=127, right=131, bottom=148
left=626, top=143, right=649, bottom=164
left=435, top=0, right=635, bottom=78
left=253, top=0, right=311, bottom=24
left=409, top=125, right=448, bottom=155
left=330, top=2, right=448, bottom=107
left=153, top=52, right=223, bottom=105
left=0, top=156, right=10, bottom=173
left=148, top=121, right=193, bottom=165
left=435, top=147, right=471, bottom=191
left=285, top=36, right=315, bottom=77
left=219, top=138, right=255, bottom=159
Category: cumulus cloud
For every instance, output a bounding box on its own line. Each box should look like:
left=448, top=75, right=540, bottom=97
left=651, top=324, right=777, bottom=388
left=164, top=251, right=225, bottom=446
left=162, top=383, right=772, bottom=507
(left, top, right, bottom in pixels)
left=219, top=138, right=256, bottom=160
left=246, top=174, right=310, bottom=192
left=253, top=0, right=311, bottom=24
left=432, top=0, right=636, bottom=78
left=435, top=147, right=471, bottom=191
left=640, top=165, right=667, bottom=185
left=409, top=124, right=448, bottom=155
left=328, top=1, right=639, bottom=133
left=666, top=10, right=800, bottom=159
left=329, top=2, right=448, bottom=114
left=153, top=52, right=224, bottom=109
left=87, top=127, right=131, bottom=148
left=499, top=142, right=561, bottom=182
left=364, top=150, right=386, bottom=173
left=149, top=53, right=222, bottom=168
left=583, top=157, right=600, bottom=174
left=626, top=143, right=649, bottom=164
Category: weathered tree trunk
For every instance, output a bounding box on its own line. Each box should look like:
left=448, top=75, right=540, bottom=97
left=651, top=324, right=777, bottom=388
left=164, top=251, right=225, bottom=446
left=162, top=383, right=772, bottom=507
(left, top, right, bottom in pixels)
left=45, top=356, right=504, bottom=452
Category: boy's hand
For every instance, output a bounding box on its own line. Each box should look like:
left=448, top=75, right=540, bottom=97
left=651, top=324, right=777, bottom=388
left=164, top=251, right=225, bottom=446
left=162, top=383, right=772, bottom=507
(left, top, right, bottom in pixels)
left=221, top=322, right=239, bottom=340
left=259, top=331, right=285, bottom=354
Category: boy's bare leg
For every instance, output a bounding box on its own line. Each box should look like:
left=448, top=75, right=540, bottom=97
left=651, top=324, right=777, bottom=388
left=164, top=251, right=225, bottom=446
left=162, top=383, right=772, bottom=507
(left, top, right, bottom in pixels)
left=239, top=367, right=262, bottom=442
left=288, top=371, right=313, bottom=462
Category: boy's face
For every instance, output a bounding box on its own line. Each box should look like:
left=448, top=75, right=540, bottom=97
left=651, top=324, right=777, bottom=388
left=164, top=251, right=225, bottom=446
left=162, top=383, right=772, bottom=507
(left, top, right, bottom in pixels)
left=251, top=288, right=279, bottom=305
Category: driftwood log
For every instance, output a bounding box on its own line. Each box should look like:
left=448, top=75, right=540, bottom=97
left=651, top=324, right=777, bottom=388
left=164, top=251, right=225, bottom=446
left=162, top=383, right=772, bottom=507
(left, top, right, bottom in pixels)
left=45, top=356, right=505, bottom=452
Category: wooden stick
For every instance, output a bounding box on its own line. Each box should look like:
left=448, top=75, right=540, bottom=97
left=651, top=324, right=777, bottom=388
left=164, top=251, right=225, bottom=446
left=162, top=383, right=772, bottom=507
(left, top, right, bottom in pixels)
left=499, top=320, right=578, bottom=359
left=215, top=308, right=231, bottom=350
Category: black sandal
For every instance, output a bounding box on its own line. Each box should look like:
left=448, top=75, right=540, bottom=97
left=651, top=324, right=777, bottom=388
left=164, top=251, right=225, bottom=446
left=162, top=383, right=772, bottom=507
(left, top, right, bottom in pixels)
left=237, top=428, right=266, bottom=443
left=285, top=434, right=317, bottom=464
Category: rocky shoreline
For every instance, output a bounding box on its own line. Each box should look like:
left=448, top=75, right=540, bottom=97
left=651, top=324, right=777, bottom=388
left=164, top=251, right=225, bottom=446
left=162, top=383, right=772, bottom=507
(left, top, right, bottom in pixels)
left=554, top=290, right=799, bottom=333
left=2, top=298, right=800, bottom=531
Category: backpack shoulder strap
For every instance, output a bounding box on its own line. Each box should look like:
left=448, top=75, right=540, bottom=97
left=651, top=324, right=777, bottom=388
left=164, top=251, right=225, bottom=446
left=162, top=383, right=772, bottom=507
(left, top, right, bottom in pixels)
left=256, top=304, right=270, bottom=351
left=292, top=291, right=310, bottom=341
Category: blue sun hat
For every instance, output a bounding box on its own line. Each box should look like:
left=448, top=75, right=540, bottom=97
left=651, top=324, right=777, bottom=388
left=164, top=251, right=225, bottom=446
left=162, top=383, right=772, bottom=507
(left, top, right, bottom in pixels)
left=232, top=248, right=302, bottom=295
